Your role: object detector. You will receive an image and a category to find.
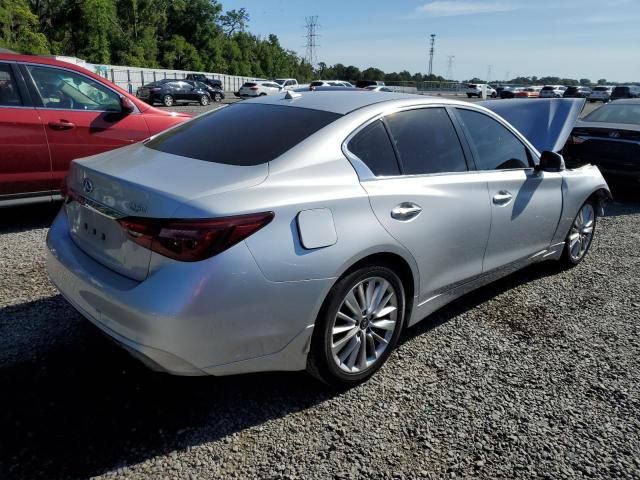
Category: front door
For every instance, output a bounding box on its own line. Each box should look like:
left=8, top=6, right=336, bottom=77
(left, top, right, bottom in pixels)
left=23, top=64, right=150, bottom=189
left=455, top=107, right=563, bottom=272
left=0, top=62, right=51, bottom=197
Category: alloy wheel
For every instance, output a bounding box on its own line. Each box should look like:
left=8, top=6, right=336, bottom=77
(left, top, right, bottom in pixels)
left=568, top=203, right=595, bottom=262
left=163, top=95, right=173, bottom=107
left=330, top=276, right=398, bottom=374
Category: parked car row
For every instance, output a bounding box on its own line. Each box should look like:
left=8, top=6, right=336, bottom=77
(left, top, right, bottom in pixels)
left=494, top=84, right=640, bottom=103
left=136, top=79, right=225, bottom=106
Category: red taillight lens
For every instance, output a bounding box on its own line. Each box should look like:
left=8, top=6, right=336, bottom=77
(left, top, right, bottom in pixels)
left=117, top=212, right=274, bottom=262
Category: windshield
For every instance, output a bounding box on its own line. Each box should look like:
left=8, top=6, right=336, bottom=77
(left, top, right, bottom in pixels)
left=274, top=79, right=286, bottom=85
left=146, top=103, right=342, bottom=165
left=583, top=103, right=640, bottom=125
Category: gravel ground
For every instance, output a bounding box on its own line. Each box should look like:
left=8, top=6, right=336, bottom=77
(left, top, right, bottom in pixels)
left=1, top=190, right=639, bottom=480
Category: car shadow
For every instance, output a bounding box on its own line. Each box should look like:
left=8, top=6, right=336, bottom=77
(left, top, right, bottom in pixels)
left=0, top=295, right=334, bottom=479
left=0, top=202, right=60, bottom=234
left=603, top=182, right=640, bottom=217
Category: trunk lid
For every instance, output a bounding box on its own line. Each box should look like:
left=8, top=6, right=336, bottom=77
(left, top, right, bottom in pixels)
left=65, top=143, right=269, bottom=280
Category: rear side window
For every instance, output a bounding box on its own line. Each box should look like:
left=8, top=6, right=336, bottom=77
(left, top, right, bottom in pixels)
left=0, top=63, right=22, bottom=106
left=146, top=103, right=341, bottom=165
left=384, top=108, right=468, bottom=175
left=347, top=120, right=400, bottom=176
left=456, top=109, right=531, bottom=170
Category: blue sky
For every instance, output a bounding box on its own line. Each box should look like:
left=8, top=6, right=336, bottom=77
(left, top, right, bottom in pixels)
left=221, top=0, right=640, bottom=82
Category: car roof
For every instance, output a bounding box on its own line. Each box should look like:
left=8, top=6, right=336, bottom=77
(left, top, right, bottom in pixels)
left=609, top=98, right=640, bottom=105
left=244, top=90, right=467, bottom=115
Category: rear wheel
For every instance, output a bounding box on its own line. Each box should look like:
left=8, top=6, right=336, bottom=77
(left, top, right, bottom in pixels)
left=307, top=265, right=406, bottom=387
left=162, top=94, right=174, bottom=107
left=199, top=94, right=210, bottom=106
left=561, top=202, right=596, bottom=266
left=467, top=94, right=473, bottom=98
left=213, top=92, right=222, bottom=102
left=259, top=92, right=267, bottom=96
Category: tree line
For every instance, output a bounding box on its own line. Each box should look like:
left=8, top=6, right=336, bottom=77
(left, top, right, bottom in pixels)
left=0, top=0, right=624, bottom=86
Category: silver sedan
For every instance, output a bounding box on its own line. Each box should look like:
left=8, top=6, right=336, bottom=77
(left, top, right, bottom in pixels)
left=46, top=92, right=610, bottom=386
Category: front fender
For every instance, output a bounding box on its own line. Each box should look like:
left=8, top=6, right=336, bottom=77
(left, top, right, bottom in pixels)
left=551, top=165, right=611, bottom=245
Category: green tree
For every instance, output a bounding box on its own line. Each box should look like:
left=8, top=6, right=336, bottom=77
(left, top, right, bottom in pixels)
left=0, top=0, right=49, bottom=53
left=579, top=78, right=592, bottom=86
left=163, top=35, right=202, bottom=70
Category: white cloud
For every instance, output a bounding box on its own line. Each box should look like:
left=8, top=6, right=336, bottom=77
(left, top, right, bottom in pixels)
left=409, top=1, right=520, bottom=18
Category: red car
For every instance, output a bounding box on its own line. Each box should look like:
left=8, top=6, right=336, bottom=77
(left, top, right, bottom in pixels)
left=0, top=54, right=191, bottom=206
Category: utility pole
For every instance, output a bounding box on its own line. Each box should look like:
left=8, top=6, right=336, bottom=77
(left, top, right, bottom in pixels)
left=505, top=71, right=511, bottom=82
left=428, top=34, right=436, bottom=77
left=304, top=16, right=319, bottom=67
left=446, top=55, right=455, bottom=81
left=486, top=64, right=493, bottom=83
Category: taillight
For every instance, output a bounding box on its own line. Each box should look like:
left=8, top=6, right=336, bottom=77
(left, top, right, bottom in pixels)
left=117, top=212, right=274, bottom=262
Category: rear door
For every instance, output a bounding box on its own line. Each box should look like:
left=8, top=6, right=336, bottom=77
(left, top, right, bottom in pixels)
left=0, top=62, right=51, bottom=197
left=22, top=63, right=150, bottom=189
left=454, top=107, right=563, bottom=272
left=349, top=107, right=492, bottom=302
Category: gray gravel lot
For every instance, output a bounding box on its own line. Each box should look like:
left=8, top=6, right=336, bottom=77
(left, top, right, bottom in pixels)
left=0, top=148, right=638, bottom=478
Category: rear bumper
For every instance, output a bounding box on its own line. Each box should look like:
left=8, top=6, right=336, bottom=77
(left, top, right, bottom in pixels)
left=46, top=209, right=331, bottom=376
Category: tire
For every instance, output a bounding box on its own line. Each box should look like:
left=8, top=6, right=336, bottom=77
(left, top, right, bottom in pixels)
left=259, top=92, right=267, bottom=96
left=467, top=94, right=473, bottom=98
left=561, top=201, right=597, bottom=267
left=199, top=94, right=210, bottom=106
left=214, top=93, right=222, bottom=102
left=162, top=94, right=174, bottom=107
left=307, top=265, right=406, bottom=387
left=491, top=92, right=497, bottom=98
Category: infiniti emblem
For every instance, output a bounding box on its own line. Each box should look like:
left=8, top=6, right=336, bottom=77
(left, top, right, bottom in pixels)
left=83, top=178, right=94, bottom=193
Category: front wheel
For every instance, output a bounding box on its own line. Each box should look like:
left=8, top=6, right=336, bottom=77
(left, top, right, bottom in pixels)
left=307, top=265, right=406, bottom=387
left=213, top=93, right=223, bottom=102
left=162, top=94, right=174, bottom=107
left=199, top=94, right=210, bottom=106
left=561, top=202, right=596, bottom=266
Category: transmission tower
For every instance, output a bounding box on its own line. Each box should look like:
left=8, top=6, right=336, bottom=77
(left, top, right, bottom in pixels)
left=486, top=64, right=493, bottom=83
left=428, top=34, right=436, bottom=76
left=446, top=56, right=455, bottom=81
left=304, top=16, right=319, bottom=67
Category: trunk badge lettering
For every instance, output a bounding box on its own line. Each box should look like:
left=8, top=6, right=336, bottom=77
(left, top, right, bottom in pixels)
left=126, top=201, right=147, bottom=214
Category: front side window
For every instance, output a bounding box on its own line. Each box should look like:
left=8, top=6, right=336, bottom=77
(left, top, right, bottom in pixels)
left=28, top=65, right=120, bottom=111
left=456, top=109, right=531, bottom=170
left=0, top=63, right=22, bottom=107
left=384, top=107, right=468, bottom=175
left=347, top=120, right=400, bottom=177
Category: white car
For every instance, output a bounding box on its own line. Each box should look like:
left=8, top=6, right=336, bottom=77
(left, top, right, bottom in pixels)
left=466, top=84, right=497, bottom=98
left=588, top=86, right=614, bottom=103
left=365, top=85, right=394, bottom=92
left=238, top=81, right=282, bottom=97
left=539, top=85, right=567, bottom=98
left=274, top=78, right=299, bottom=90
left=309, top=80, right=354, bottom=89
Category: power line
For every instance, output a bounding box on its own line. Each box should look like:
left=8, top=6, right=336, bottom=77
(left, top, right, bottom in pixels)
left=304, top=16, right=319, bottom=67
left=446, top=55, right=455, bottom=81
left=428, top=34, right=436, bottom=76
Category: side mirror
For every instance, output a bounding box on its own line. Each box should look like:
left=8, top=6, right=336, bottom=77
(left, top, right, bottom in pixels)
left=536, top=151, right=565, bottom=172
left=120, top=96, right=135, bottom=114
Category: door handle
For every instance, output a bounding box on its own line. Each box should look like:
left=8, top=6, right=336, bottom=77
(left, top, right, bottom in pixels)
left=391, top=202, right=422, bottom=221
left=493, top=190, right=513, bottom=205
left=48, top=120, right=76, bottom=131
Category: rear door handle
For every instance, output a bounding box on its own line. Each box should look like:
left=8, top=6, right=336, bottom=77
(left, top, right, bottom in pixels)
left=391, top=202, right=422, bottom=221
left=493, top=190, right=513, bottom=206
left=48, top=120, right=76, bottom=131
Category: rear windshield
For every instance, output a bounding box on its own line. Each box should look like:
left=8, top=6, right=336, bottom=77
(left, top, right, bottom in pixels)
left=310, top=81, right=324, bottom=86
left=565, top=87, right=578, bottom=93
left=583, top=103, right=640, bottom=125
left=467, top=84, right=478, bottom=88
left=145, top=103, right=341, bottom=166
left=242, top=82, right=257, bottom=87
left=593, top=87, right=609, bottom=91
left=541, top=86, right=554, bottom=90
